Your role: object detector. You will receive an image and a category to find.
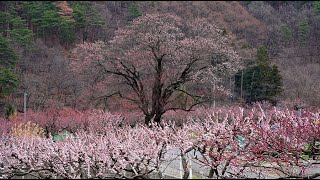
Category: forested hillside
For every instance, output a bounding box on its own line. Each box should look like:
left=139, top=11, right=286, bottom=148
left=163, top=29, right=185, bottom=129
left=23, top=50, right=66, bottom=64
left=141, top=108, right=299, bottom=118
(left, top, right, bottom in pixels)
left=0, top=1, right=319, bottom=117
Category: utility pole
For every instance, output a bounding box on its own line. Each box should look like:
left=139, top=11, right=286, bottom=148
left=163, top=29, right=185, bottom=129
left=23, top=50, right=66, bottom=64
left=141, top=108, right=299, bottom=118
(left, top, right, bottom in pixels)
left=240, top=70, right=243, bottom=100
left=212, top=56, right=216, bottom=108
left=24, top=92, right=27, bottom=119
left=232, top=74, right=235, bottom=101
left=249, top=71, right=255, bottom=103
left=180, top=155, right=183, bottom=179
left=189, top=160, right=192, bottom=179
left=229, top=76, right=232, bottom=103
left=213, top=80, right=216, bottom=108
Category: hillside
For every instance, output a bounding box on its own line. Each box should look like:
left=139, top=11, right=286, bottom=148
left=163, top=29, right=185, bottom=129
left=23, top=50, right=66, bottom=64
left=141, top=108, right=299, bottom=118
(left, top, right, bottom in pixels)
left=0, top=1, right=319, bottom=117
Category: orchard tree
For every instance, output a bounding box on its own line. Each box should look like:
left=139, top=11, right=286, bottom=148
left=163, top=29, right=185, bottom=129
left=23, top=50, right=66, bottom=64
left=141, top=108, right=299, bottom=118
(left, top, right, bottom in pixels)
left=1, top=105, right=320, bottom=179
left=71, top=13, right=241, bottom=125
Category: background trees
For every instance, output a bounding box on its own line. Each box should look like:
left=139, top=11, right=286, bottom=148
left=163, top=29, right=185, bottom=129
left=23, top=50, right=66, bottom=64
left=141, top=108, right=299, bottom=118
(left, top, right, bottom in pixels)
left=71, top=13, right=241, bottom=124
left=70, top=1, right=105, bottom=43
left=0, top=1, right=319, bottom=117
left=244, top=1, right=320, bottom=106
left=128, top=2, right=142, bottom=21
left=235, top=47, right=283, bottom=104
left=0, top=36, right=18, bottom=116
left=18, top=1, right=106, bottom=45
left=0, top=1, right=109, bottom=116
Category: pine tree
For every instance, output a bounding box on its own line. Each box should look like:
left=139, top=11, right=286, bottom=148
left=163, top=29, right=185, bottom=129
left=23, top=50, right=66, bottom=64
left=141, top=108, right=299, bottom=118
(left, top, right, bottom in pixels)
left=0, top=36, right=18, bottom=98
left=59, top=16, right=75, bottom=45
left=128, top=2, right=142, bottom=21
left=281, top=25, right=292, bottom=46
left=0, top=35, right=17, bottom=69
left=256, top=46, right=270, bottom=66
left=235, top=47, right=283, bottom=104
left=20, top=2, right=56, bottom=38
left=298, top=19, right=309, bottom=45
left=8, top=15, right=33, bottom=49
left=70, top=1, right=105, bottom=43
left=0, top=69, right=18, bottom=97
left=313, top=1, right=320, bottom=14
left=40, top=9, right=61, bottom=39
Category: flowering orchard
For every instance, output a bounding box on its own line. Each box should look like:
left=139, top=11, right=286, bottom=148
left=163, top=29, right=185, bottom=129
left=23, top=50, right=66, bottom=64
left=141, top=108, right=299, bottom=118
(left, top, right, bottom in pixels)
left=1, top=104, right=319, bottom=179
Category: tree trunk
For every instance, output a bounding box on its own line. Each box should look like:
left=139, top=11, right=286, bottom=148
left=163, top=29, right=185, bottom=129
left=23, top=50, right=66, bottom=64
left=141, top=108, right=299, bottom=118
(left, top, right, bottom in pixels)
left=144, top=114, right=154, bottom=126
left=150, top=56, right=164, bottom=126
left=208, top=167, right=218, bottom=179
left=144, top=111, right=163, bottom=126
left=153, top=113, right=162, bottom=124
left=181, top=154, right=190, bottom=179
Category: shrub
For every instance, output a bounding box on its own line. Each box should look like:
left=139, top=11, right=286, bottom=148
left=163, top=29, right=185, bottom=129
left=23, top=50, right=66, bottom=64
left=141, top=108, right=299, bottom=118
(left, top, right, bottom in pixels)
left=4, top=104, right=17, bottom=119
left=10, top=121, right=45, bottom=138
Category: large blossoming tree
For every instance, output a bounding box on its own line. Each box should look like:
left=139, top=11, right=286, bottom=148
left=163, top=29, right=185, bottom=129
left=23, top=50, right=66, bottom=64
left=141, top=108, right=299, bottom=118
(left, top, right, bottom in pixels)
left=71, top=13, right=241, bottom=125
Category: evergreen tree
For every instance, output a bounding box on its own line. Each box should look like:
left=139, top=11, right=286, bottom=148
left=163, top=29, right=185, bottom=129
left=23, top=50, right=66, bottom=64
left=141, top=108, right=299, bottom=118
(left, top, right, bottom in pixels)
left=256, top=46, right=271, bottom=65
left=70, top=1, right=105, bottom=43
left=0, top=69, right=18, bottom=97
left=298, top=19, right=309, bottom=45
left=0, top=36, right=18, bottom=97
left=0, top=12, right=11, bottom=36
left=313, top=1, right=320, bottom=14
left=9, top=15, right=33, bottom=49
left=5, top=1, right=105, bottom=45
left=21, top=1, right=76, bottom=44
left=0, top=2, right=33, bottom=49
left=128, top=2, right=142, bottom=21
left=40, top=9, right=61, bottom=36
left=281, top=24, right=292, bottom=46
left=0, top=35, right=17, bottom=69
left=267, top=65, right=282, bottom=100
left=72, top=2, right=86, bottom=29
left=20, top=2, right=56, bottom=37
left=59, top=16, right=76, bottom=45
left=235, top=47, right=283, bottom=104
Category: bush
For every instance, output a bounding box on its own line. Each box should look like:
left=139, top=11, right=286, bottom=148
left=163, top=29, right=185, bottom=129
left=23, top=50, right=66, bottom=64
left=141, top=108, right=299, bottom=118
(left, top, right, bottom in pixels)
left=4, top=104, right=17, bottom=119
left=10, top=121, right=45, bottom=138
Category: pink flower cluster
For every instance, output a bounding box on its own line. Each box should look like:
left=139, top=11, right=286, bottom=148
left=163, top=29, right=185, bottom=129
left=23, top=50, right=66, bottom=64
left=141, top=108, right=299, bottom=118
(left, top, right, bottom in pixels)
left=0, top=105, right=319, bottom=178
